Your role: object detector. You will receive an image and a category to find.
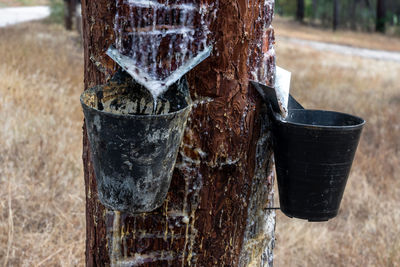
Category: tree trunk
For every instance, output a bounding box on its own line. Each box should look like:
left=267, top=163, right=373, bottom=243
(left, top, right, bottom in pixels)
left=350, top=0, right=358, bottom=30
left=333, top=0, right=339, bottom=31
left=64, top=0, right=76, bottom=30
left=376, top=0, right=386, bottom=33
left=81, top=0, right=276, bottom=266
left=297, top=0, right=305, bottom=22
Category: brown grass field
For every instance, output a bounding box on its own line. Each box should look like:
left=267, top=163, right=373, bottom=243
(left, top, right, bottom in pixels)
left=0, top=18, right=399, bottom=266
left=0, top=23, right=85, bottom=266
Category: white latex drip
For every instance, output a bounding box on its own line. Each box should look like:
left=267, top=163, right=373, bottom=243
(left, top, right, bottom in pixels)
left=112, top=0, right=212, bottom=112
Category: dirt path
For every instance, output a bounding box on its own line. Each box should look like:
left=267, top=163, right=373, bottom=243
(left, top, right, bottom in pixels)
left=0, top=6, right=50, bottom=27
left=279, top=36, right=400, bottom=63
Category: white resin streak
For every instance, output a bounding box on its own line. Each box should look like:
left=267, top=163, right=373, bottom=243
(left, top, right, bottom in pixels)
left=240, top=0, right=276, bottom=266
left=0, top=6, right=50, bottom=27
left=113, top=0, right=212, bottom=110
left=113, top=252, right=179, bottom=267
left=238, top=120, right=276, bottom=266
left=127, top=27, right=195, bottom=35
left=109, top=210, right=191, bottom=266
left=127, top=0, right=197, bottom=11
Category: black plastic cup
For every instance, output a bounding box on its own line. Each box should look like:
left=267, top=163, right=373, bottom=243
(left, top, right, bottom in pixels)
left=271, top=109, right=365, bottom=221
left=81, top=75, right=191, bottom=213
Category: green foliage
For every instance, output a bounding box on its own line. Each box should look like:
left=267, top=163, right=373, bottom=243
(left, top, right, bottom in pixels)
left=359, top=6, right=376, bottom=31
left=275, top=0, right=296, bottom=17
left=49, top=0, right=64, bottom=24
left=315, top=0, right=332, bottom=27
left=304, top=0, right=314, bottom=18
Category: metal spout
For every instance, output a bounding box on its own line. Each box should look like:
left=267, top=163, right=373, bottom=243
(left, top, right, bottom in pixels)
left=251, top=66, right=303, bottom=118
left=107, top=45, right=212, bottom=94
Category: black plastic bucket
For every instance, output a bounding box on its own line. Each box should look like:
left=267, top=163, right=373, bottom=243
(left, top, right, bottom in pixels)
left=81, top=74, right=191, bottom=213
left=272, top=109, right=365, bottom=221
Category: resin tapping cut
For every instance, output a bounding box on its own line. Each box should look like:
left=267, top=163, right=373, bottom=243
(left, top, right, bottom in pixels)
left=110, top=0, right=215, bottom=101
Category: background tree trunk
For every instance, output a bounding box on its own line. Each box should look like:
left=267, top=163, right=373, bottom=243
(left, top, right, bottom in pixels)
left=64, top=0, right=76, bottom=30
left=333, top=0, right=339, bottom=31
left=376, top=0, right=386, bottom=32
left=81, top=0, right=276, bottom=266
left=297, top=0, right=305, bottom=22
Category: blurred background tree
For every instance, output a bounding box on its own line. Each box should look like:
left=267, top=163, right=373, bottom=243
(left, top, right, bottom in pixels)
left=276, top=0, right=400, bottom=34
left=296, top=0, right=305, bottom=22
left=376, top=0, right=386, bottom=32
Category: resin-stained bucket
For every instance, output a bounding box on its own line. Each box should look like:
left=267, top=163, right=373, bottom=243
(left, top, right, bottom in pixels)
left=81, top=74, right=191, bottom=213
left=271, top=109, right=365, bottom=221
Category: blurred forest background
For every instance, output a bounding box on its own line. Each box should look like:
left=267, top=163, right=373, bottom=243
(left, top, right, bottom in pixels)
left=0, top=0, right=399, bottom=266
left=276, top=0, right=400, bottom=34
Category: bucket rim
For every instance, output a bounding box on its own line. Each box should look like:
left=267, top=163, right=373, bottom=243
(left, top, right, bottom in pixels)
left=274, top=109, right=366, bottom=130
left=80, top=85, right=192, bottom=120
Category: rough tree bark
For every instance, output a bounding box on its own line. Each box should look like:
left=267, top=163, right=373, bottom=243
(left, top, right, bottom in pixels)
left=376, top=0, right=386, bottom=33
left=81, top=0, right=276, bottom=266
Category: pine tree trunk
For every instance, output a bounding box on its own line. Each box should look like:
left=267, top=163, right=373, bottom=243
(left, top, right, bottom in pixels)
left=376, top=0, right=386, bottom=33
left=333, top=0, right=339, bottom=31
left=64, top=0, right=77, bottom=30
left=81, top=0, right=276, bottom=266
left=296, top=0, right=305, bottom=22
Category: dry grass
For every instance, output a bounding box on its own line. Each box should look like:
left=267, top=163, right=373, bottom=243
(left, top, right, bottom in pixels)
left=274, top=16, right=400, bottom=52
left=0, top=22, right=84, bottom=266
left=0, top=16, right=399, bottom=267
left=274, top=30, right=400, bottom=266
